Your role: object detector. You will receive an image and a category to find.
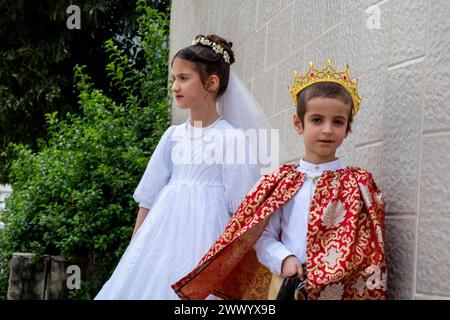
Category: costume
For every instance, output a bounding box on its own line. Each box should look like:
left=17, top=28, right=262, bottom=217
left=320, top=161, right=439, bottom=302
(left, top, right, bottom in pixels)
left=254, top=159, right=345, bottom=273
left=95, top=118, right=259, bottom=299
left=172, top=164, right=387, bottom=300
left=172, top=59, right=387, bottom=300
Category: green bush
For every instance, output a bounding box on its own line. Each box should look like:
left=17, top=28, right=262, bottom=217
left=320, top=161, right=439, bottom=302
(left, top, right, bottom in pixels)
left=0, top=1, right=170, bottom=299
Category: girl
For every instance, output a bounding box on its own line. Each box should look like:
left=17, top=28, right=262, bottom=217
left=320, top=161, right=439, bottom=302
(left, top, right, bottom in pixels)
left=95, top=34, right=264, bottom=299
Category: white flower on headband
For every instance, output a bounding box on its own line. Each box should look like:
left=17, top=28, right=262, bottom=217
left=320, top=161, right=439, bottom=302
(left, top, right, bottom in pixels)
left=192, top=36, right=231, bottom=64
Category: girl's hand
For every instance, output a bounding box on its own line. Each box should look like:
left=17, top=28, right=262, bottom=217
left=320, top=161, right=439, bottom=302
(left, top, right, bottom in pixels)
left=281, top=255, right=305, bottom=280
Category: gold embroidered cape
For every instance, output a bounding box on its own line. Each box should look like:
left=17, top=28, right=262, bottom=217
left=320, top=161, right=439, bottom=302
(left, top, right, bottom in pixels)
left=172, top=165, right=387, bottom=300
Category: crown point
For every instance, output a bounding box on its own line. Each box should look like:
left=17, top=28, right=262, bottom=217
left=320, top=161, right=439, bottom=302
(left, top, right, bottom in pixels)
left=327, top=58, right=332, bottom=65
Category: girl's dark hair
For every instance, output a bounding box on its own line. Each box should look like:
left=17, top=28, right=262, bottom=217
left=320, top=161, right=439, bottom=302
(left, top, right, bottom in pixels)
left=296, top=82, right=354, bottom=132
left=171, top=34, right=235, bottom=98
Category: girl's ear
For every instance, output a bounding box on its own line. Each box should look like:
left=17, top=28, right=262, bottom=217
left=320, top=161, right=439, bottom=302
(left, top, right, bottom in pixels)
left=293, top=114, right=303, bottom=135
left=206, top=74, right=220, bottom=93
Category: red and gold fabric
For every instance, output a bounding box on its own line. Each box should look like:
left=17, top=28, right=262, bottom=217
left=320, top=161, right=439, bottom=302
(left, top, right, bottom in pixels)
left=172, top=165, right=387, bottom=300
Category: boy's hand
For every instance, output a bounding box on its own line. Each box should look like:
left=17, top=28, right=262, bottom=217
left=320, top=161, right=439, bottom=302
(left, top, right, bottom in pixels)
left=281, top=255, right=305, bottom=280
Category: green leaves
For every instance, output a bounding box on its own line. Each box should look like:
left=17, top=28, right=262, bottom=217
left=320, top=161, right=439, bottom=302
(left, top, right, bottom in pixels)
left=0, top=0, right=170, bottom=300
left=0, top=0, right=171, bottom=184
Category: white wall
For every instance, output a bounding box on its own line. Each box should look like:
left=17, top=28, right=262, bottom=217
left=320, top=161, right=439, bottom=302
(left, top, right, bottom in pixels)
left=0, top=184, right=12, bottom=212
left=0, top=184, right=12, bottom=229
left=169, top=0, right=450, bottom=299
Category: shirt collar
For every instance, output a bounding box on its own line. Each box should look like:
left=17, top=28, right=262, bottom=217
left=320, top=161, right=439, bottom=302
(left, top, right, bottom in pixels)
left=298, top=158, right=344, bottom=175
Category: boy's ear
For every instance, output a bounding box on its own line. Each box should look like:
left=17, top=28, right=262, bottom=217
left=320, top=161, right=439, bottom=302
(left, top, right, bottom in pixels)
left=345, top=124, right=352, bottom=138
left=293, top=114, right=303, bottom=135
left=206, top=74, right=220, bottom=93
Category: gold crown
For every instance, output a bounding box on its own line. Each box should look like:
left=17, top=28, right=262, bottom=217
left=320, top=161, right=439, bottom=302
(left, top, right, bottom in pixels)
left=289, top=59, right=362, bottom=116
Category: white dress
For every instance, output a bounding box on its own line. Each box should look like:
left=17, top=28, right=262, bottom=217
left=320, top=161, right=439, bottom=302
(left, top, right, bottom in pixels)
left=95, top=118, right=259, bottom=299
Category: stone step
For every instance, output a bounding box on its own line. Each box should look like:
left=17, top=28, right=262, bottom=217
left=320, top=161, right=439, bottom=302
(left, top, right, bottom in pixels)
left=7, top=252, right=96, bottom=300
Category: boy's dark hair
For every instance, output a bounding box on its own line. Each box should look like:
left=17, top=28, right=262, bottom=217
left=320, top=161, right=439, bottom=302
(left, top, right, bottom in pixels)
left=296, top=82, right=354, bottom=132
left=171, top=34, right=235, bottom=98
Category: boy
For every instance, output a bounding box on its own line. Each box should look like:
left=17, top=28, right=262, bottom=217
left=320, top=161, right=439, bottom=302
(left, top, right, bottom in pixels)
left=172, top=59, right=387, bottom=300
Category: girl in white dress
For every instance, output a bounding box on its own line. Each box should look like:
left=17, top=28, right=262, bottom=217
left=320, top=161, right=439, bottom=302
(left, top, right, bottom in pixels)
left=94, top=34, right=264, bottom=299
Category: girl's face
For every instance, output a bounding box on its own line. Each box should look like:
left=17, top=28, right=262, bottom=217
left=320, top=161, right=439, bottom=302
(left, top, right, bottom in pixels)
left=293, top=97, right=351, bottom=164
left=171, top=58, right=214, bottom=109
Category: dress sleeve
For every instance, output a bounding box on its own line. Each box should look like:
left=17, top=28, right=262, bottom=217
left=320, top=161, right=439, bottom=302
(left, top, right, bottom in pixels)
left=133, top=126, right=175, bottom=209
left=221, top=130, right=261, bottom=215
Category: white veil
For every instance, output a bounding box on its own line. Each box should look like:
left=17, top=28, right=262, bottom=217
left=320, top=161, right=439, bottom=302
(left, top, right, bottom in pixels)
left=217, top=72, right=269, bottom=131
left=217, top=72, right=287, bottom=174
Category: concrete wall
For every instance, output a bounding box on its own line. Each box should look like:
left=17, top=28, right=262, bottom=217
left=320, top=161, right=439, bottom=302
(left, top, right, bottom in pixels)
left=0, top=184, right=12, bottom=212
left=7, top=253, right=90, bottom=300
left=169, top=0, right=450, bottom=299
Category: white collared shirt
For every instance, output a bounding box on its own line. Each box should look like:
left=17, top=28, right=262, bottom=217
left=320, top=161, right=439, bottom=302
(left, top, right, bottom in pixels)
left=253, top=158, right=344, bottom=275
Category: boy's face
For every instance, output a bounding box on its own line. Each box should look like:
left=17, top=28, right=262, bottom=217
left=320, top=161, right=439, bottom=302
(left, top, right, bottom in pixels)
left=293, top=97, right=351, bottom=164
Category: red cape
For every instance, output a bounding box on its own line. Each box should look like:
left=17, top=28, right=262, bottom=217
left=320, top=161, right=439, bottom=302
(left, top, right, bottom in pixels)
left=172, top=165, right=387, bottom=300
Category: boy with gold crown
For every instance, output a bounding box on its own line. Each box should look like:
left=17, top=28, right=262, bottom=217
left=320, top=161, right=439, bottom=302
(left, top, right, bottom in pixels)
left=172, top=59, right=387, bottom=300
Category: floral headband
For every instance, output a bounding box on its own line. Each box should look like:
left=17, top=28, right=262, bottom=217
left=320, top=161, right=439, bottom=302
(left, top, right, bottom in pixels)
left=192, top=36, right=231, bottom=64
